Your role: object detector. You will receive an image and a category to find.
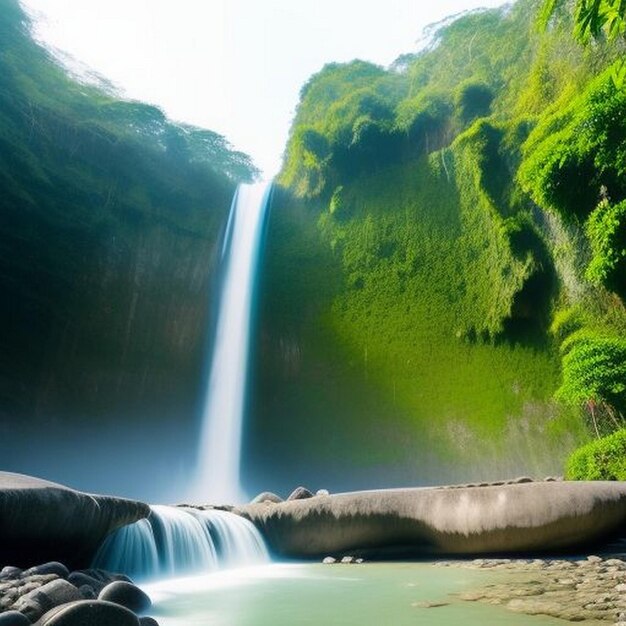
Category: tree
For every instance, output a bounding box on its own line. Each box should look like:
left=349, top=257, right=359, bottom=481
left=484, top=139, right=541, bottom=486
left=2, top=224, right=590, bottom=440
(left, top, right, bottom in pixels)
left=539, top=0, right=626, bottom=85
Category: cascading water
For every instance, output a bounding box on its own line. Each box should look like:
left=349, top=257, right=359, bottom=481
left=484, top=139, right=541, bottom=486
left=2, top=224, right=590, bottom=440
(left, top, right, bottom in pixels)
left=194, top=181, right=272, bottom=503
left=92, top=505, right=268, bottom=581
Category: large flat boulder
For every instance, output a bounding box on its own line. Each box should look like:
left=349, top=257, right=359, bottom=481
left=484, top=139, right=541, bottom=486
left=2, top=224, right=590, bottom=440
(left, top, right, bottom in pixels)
left=236, top=481, right=626, bottom=558
left=0, top=473, right=149, bottom=568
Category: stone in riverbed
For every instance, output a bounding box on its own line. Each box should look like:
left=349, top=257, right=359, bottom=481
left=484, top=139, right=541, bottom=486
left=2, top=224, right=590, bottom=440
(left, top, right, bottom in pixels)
left=287, top=487, right=313, bottom=501
left=412, top=601, right=449, bottom=608
left=79, top=585, right=96, bottom=599
left=322, top=557, right=336, bottom=564
left=250, top=492, right=283, bottom=504
left=0, top=568, right=22, bottom=581
left=35, top=600, right=140, bottom=625
left=0, top=611, right=31, bottom=626
left=67, top=572, right=105, bottom=594
left=12, top=579, right=82, bottom=622
left=23, top=563, right=69, bottom=579
left=138, top=618, right=160, bottom=626
left=75, top=569, right=131, bottom=584
left=98, top=581, right=151, bottom=614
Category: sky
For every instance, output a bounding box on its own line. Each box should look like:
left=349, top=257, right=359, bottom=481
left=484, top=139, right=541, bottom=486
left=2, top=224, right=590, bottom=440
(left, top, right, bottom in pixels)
left=22, top=0, right=506, bottom=176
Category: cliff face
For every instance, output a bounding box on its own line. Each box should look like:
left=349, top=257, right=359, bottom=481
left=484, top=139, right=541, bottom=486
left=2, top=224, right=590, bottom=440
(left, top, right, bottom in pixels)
left=0, top=1, right=256, bottom=499
left=243, top=0, right=626, bottom=495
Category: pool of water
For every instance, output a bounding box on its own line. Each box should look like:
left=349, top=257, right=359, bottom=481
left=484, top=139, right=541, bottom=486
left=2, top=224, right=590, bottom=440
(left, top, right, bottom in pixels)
left=143, top=562, right=581, bottom=626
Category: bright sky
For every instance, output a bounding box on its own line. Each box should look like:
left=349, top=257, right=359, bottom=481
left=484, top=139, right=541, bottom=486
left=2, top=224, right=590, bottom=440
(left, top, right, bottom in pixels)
left=22, top=0, right=506, bottom=176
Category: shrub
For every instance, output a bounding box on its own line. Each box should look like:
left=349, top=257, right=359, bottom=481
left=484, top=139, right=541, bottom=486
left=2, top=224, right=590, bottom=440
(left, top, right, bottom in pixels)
left=585, top=198, right=626, bottom=295
left=565, top=429, right=626, bottom=480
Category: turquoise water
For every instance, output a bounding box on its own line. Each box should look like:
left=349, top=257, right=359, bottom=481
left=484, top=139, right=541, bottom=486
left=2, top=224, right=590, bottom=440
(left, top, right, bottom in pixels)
left=144, top=562, right=576, bottom=626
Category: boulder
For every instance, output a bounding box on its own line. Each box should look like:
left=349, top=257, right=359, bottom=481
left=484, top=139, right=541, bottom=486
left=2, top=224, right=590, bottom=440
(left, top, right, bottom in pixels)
left=67, top=572, right=104, bottom=594
left=237, top=481, right=626, bottom=558
left=98, top=581, right=151, bottom=614
left=78, top=585, right=96, bottom=599
left=23, top=563, right=69, bottom=579
left=35, top=600, right=139, bottom=625
left=0, top=472, right=149, bottom=568
left=0, top=567, right=21, bottom=581
left=287, top=487, right=313, bottom=501
left=12, top=579, right=82, bottom=622
left=74, top=569, right=131, bottom=584
left=0, top=611, right=31, bottom=626
left=250, top=492, right=283, bottom=504
left=138, top=618, right=160, bottom=626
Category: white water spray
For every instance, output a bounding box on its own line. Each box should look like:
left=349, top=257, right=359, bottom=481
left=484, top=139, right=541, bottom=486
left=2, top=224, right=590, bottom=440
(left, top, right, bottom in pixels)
left=194, top=182, right=272, bottom=503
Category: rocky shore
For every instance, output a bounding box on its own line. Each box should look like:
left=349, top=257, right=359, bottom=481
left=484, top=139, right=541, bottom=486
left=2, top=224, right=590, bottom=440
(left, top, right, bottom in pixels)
left=439, top=552, right=626, bottom=623
left=0, top=561, right=158, bottom=625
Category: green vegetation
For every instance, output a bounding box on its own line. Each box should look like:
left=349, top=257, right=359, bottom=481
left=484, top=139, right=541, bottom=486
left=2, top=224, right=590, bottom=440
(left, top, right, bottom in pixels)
left=565, top=429, right=626, bottom=480
left=259, top=0, right=626, bottom=482
left=0, top=0, right=257, bottom=417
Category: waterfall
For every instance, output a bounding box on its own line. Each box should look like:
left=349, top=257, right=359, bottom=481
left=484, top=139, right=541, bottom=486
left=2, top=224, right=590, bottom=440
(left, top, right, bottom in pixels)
left=194, top=181, right=272, bottom=504
left=92, top=505, right=268, bottom=581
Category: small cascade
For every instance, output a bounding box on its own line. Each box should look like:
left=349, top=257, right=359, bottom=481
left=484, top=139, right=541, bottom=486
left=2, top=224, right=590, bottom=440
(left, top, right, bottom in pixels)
left=93, top=505, right=268, bottom=581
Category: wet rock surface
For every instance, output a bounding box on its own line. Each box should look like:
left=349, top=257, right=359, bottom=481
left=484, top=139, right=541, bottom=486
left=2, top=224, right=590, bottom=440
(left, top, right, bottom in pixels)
left=0, top=472, right=149, bottom=568
left=0, top=562, right=158, bottom=625
left=438, top=550, right=626, bottom=623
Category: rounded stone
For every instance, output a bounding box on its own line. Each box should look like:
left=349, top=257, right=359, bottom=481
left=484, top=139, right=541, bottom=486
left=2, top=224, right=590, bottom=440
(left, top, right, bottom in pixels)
left=79, top=585, right=96, bottom=599
left=36, top=600, right=140, bottom=626
left=13, top=579, right=82, bottom=622
left=0, top=567, right=22, bottom=580
left=98, top=581, right=151, bottom=614
left=139, top=618, right=160, bottom=626
left=24, top=563, right=69, bottom=579
left=250, top=491, right=283, bottom=504
left=0, top=611, right=31, bottom=626
left=316, top=489, right=330, bottom=496
left=287, top=486, right=313, bottom=501
left=67, top=572, right=104, bottom=594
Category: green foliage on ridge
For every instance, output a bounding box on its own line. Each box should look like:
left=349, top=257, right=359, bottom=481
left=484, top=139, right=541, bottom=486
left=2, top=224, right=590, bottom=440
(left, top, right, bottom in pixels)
left=0, top=0, right=258, bottom=416
left=264, top=0, right=626, bottom=478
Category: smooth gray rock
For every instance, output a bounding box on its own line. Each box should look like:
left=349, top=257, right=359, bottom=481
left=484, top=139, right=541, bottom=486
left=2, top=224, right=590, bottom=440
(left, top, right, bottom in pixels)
left=0, top=611, right=31, bottom=626
left=78, top=584, right=96, bottom=599
left=35, top=600, right=139, bottom=625
left=0, top=472, right=149, bottom=568
left=67, top=572, right=103, bottom=594
left=12, top=579, right=82, bottom=622
left=74, top=569, right=131, bottom=584
left=287, top=487, right=313, bottom=501
left=250, top=492, right=283, bottom=504
left=138, top=618, right=159, bottom=626
left=0, top=567, right=21, bottom=581
left=237, top=481, right=626, bottom=558
left=98, top=581, right=151, bottom=614
left=23, top=563, right=69, bottom=579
